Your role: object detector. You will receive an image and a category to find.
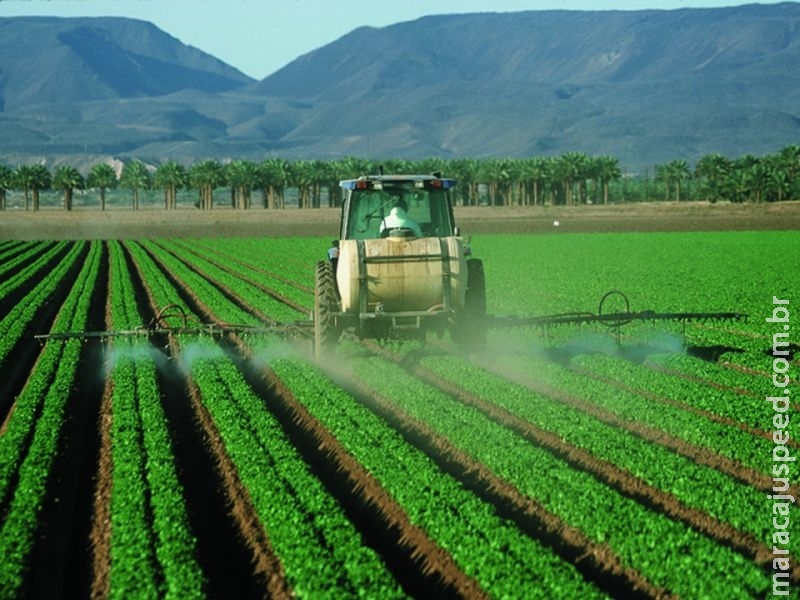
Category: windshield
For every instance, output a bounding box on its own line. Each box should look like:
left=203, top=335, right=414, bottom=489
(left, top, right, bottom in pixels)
left=341, top=186, right=455, bottom=240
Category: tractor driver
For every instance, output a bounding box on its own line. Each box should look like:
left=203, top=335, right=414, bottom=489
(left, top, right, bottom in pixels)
left=379, top=197, right=423, bottom=238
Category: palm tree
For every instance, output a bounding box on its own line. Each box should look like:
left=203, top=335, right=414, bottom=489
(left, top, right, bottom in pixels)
left=762, top=153, right=791, bottom=202
left=226, top=159, right=257, bottom=209
left=189, top=160, right=225, bottom=210
left=414, top=157, right=448, bottom=178
left=288, top=160, right=316, bottom=209
left=659, top=159, right=690, bottom=201
left=14, top=164, right=51, bottom=211
left=52, top=166, right=85, bottom=211
left=554, top=152, right=588, bottom=205
left=338, top=156, right=373, bottom=180
left=777, top=144, right=800, bottom=200
left=380, top=158, right=412, bottom=176
left=727, top=155, right=761, bottom=203
left=321, top=159, right=348, bottom=208
left=594, top=156, right=621, bottom=205
left=119, top=160, right=151, bottom=210
left=87, top=163, right=118, bottom=210
left=305, top=159, right=328, bottom=208
left=479, top=158, right=512, bottom=206
left=154, top=161, right=188, bottom=210
left=518, top=157, right=551, bottom=207
left=448, top=158, right=479, bottom=206
left=257, top=158, right=289, bottom=209
left=0, top=164, right=13, bottom=210
left=694, top=153, right=730, bottom=203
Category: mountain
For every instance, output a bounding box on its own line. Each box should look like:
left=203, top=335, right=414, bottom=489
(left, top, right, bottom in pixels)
left=0, top=6, right=798, bottom=174
left=0, top=17, right=253, bottom=110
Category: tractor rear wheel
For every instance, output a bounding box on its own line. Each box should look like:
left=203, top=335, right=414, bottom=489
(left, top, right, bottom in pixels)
left=454, top=258, right=486, bottom=349
left=314, top=261, right=340, bottom=359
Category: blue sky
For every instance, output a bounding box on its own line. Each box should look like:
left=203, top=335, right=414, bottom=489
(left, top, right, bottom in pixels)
left=0, top=0, right=793, bottom=79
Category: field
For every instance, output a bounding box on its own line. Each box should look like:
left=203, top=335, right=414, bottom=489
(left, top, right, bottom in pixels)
left=0, top=205, right=799, bottom=598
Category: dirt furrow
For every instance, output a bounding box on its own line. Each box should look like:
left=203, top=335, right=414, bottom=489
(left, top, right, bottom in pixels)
left=569, top=364, right=800, bottom=449
left=23, top=242, right=107, bottom=599
left=90, top=376, right=113, bottom=600
left=145, top=244, right=487, bottom=598
left=172, top=239, right=313, bottom=294
left=154, top=240, right=306, bottom=320
left=123, top=241, right=290, bottom=598
left=367, top=342, right=789, bottom=579
left=323, top=348, right=672, bottom=599
left=483, top=358, right=797, bottom=499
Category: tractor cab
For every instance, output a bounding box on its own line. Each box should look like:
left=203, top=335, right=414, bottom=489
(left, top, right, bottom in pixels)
left=339, top=175, right=458, bottom=240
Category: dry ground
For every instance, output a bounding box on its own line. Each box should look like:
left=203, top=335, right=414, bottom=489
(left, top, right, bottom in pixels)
left=1, top=201, right=799, bottom=239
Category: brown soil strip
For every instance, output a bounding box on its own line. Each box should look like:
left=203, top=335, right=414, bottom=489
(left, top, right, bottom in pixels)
left=3, top=201, right=800, bottom=240
left=0, top=243, right=85, bottom=429
left=145, top=244, right=487, bottom=598
left=25, top=242, right=107, bottom=599
left=485, top=359, right=798, bottom=499
left=371, top=343, right=792, bottom=581
left=90, top=376, right=114, bottom=600
left=651, top=362, right=800, bottom=414
left=126, top=241, right=292, bottom=598
left=165, top=240, right=310, bottom=313
left=329, top=347, right=673, bottom=599
left=174, top=239, right=314, bottom=294
left=569, top=365, right=800, bottom=450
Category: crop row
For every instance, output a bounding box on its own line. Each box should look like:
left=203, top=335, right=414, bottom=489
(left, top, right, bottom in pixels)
left=148, top=240, right=617, bottom=597
left=0, top=241, right=100, bottom=597
left=156, top=234, right=788, bottom=596
left=416, top=352, right=788, bottom=555
left=496, top=349, right=777, bottom=479
left=149, top=240, right=307, bottom=322
left=2, top=231, right=796, bottom=598
left=361, top=346, right=774, bottom=596
left=126, top=240, right=405, bottom=597
left=0, top=242, right=79, bottom=362
left=103, top=240, right=205, bottom=599
left=266, top=353, right=608, bottom=598
left=0, top=241, right=66, bottom=301
left=0, top=241, right=56, bottom=285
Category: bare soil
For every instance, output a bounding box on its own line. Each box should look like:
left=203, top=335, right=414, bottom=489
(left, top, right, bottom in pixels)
left=1, top=201, right=799, bottom=240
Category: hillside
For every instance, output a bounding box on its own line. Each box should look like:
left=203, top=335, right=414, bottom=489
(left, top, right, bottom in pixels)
left=0, top=6, right=798, bottom=173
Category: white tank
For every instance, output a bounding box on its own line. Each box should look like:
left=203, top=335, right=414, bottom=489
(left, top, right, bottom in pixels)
left=336, top=237, right=467, bottom=314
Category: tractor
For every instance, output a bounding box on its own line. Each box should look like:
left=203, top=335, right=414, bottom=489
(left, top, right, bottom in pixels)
left=313, top=173, right=485, bottom=357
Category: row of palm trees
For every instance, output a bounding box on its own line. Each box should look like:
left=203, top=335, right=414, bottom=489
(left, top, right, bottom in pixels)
left=0, top=145, right=798, bottom=210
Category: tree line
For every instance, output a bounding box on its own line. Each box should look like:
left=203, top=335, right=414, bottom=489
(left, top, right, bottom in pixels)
left=0, top=146, right=797, bottom=211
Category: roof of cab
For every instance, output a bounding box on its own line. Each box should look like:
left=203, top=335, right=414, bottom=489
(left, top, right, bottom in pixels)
left=339, top=174, right=456, bottom=189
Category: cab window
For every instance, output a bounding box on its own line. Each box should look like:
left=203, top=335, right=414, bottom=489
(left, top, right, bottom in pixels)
left=343, top=187, right=454, bottom=240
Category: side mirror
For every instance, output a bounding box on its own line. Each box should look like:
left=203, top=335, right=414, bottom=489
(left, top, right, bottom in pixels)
left=454, top=226, right=461, bottom=236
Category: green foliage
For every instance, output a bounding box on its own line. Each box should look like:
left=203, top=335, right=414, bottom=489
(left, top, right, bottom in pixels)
left=106, top=240, right=206, bottom=599
left=0, top=242, right=99, bottom=598
left=1, top=230, right=797, bottom=597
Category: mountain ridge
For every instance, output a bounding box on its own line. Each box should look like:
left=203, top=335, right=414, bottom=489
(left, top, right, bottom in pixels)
left=0, top=6, right=798, bottom=173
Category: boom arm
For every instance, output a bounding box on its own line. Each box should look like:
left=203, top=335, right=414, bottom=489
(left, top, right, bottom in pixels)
left=487, top=291, right=747, bottom=343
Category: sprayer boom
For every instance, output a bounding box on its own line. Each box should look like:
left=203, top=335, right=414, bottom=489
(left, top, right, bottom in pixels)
left=487, top=290, right=747, bottom=343
left=35, top=303, right=313, bottom=343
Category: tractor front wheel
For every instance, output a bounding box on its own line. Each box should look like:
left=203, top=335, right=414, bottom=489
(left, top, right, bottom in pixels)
left=314, top=261, right=340, bottom=359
